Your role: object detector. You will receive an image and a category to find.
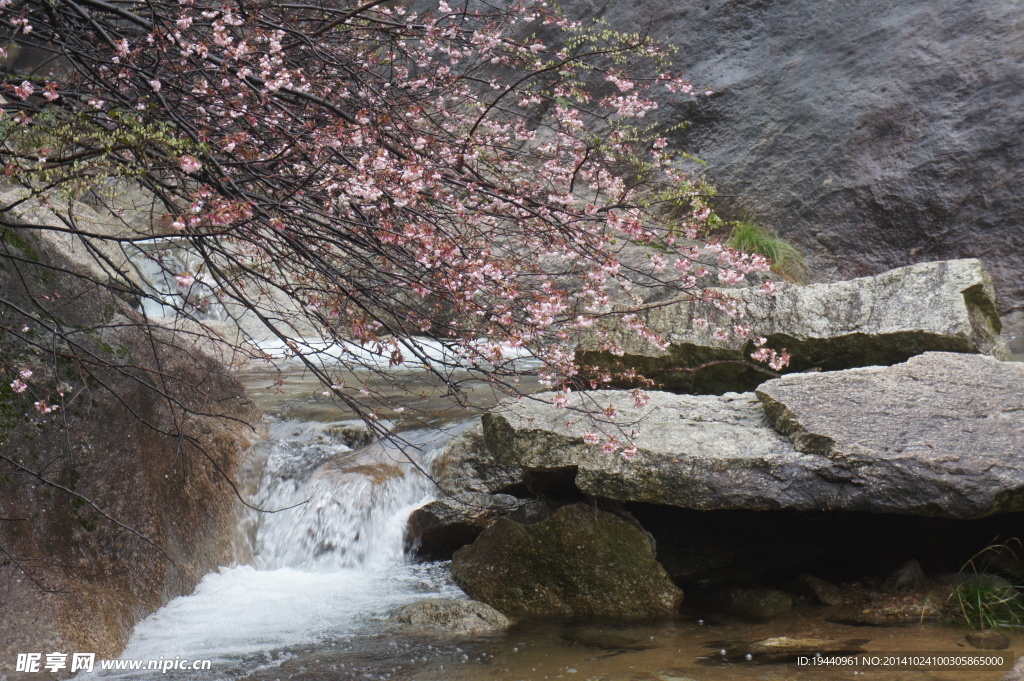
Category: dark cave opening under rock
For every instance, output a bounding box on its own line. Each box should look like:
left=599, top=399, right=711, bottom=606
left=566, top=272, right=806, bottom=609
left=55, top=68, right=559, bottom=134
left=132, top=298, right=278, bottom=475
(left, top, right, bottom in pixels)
left=626, top=503, right=1024, bottom=591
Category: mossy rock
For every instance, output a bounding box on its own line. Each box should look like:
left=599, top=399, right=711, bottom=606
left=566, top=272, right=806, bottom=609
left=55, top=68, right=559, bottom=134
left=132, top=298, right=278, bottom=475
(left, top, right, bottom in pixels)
left=451, top=502, right=683, bottom=618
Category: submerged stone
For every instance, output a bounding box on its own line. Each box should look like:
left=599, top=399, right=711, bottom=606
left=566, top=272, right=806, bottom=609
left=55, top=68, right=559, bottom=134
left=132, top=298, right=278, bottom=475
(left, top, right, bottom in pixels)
left=389, top=598, right=510, bottom=634
left=709, top=636, right=869, bottom=662
left=966, top=630, right=1011, bottom=651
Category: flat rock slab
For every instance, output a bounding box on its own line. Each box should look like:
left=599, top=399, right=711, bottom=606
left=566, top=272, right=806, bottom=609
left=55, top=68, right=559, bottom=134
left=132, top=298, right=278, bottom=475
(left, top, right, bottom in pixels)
left=483, top=353, right=1024, bottom=517
left=756, top=352, right=1024, bottom=518
left=579, top=259, right=1008, bottom=394
left=483, top=390, right=815, bottom=510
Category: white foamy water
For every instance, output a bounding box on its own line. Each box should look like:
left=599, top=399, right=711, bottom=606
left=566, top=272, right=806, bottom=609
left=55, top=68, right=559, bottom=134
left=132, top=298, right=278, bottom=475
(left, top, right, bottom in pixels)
left=113, top=564, right=456, bottom=661
left=250, top=423, right=440, bottom=571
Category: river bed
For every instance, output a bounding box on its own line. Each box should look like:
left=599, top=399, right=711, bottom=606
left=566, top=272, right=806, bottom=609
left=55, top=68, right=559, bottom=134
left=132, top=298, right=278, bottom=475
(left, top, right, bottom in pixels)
left=75, top=359, right=1023, bottom=681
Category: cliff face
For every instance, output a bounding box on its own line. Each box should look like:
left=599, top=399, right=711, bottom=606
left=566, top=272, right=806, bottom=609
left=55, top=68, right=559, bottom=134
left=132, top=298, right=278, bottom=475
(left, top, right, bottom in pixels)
left=559, top=0, right=1024, bottom=314
left=0, top=210, right=259, bottom=674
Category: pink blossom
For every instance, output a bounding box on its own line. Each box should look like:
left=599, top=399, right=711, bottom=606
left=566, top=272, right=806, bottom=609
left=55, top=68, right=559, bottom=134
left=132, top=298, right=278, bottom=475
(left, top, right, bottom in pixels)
left=582, top=431, right=600, bottom=445
left=750, top=346, right=792, bottom=372
left=553, top=388, right=571, bottom=408
left=718, top=268, right=744, bottom=285
left=34, top=400, right=59, bottom=414
left=179, top=155, right=202, bottom=174
left=10, top=379, right=27, bottom=393
left=174, top=273, right=196, bottom=288
left=11, top=81, right=33, bottom=100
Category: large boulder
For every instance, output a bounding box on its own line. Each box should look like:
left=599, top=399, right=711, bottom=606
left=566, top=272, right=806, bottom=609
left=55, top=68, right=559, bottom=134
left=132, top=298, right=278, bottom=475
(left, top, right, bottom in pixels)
left=755, top=351, right=1024, bottom=518
left=404, top=425, right=534, bottom=559
left=481, top=352, right=1024, bottom=518
left=451, top=502, right=683, bottom=618
left=579, top=259, right=1008, bottom=394
left=0, top=223, right=258, bottom=672
left=556, top=0, right=1024, bottom=315
left=433, top=425, right=524, bottom=497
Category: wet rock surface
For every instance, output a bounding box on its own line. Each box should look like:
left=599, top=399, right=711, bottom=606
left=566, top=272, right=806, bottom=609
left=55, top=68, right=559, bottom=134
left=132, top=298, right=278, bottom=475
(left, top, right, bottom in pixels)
left=757, top=352, right=1024, bottom=518
left=579, top=259, right=1009, bottom=394
left=389, top=598, right=510, bottom=635
left=554, top=0, right=1024, bottom=314
left=723, top=588, right=794, bottom=622
left=406, top=493, right=526, bottom=560
left=0, top=228, right=259, bottom=667
left=451, top=502, right=683, bottom=618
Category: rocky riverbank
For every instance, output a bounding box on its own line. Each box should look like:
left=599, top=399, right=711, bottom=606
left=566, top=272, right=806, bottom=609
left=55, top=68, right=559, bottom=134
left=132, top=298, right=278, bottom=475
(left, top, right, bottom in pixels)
left=0, top=214, right=260, bottom=674
left=405, top=259, right=1024, bottom=633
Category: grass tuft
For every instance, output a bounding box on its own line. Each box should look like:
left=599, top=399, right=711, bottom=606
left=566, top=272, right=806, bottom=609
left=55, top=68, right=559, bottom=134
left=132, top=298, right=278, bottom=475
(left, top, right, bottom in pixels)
left=728, top=217, right=809, bottom=283
left=947, top=541, right=1024, bottom=630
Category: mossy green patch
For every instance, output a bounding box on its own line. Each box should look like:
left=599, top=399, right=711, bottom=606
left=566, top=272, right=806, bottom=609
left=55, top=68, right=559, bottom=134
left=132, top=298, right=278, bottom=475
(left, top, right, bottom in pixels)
left=1, top=227, right=41, bottom=262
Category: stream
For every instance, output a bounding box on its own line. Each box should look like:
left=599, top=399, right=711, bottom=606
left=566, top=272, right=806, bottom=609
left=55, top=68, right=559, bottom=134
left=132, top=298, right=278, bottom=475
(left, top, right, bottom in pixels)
left=75, top=357, right=1023, bottom=681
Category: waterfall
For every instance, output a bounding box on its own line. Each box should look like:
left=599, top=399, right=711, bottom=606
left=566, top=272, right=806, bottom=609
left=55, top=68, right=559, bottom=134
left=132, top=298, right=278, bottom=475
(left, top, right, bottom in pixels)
left=246, top=420, right=443, bottom=571
left=123, top=239, right=228, bottom=321
left=83, top=412, right=463, bottom=675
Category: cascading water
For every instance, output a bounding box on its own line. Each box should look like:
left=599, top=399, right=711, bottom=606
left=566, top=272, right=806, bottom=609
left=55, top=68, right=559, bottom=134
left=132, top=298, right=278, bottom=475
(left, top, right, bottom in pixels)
left=76, top=377, right=468, bottom=680
left=123, top=239, right=228, bottom=321
left=248, top=420, right=441, bottom=571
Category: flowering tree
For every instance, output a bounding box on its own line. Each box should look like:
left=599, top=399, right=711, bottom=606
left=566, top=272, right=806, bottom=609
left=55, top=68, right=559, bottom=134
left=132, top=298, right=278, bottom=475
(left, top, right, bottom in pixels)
left=0, top=0, right=782, bottom=448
